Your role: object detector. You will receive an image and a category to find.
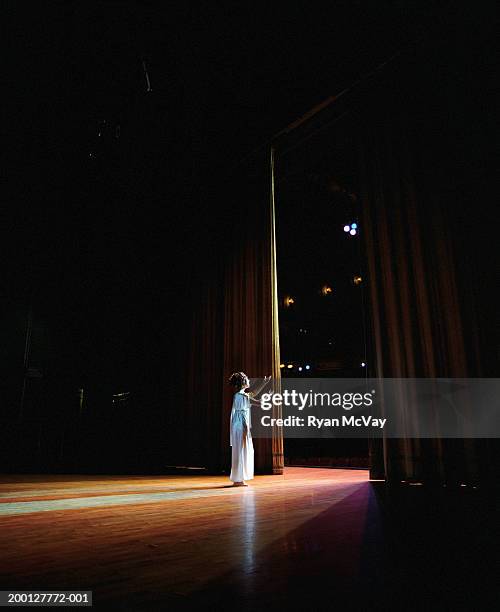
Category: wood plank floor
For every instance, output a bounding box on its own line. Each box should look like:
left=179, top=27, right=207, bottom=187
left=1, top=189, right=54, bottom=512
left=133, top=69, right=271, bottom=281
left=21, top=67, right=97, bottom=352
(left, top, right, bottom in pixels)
left=0, top=468, right=496, bottom=610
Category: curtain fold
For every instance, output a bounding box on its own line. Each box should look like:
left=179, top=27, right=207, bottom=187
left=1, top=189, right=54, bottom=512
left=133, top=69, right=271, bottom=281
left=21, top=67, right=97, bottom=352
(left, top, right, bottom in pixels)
left=358, top=111, right=483, bottom=484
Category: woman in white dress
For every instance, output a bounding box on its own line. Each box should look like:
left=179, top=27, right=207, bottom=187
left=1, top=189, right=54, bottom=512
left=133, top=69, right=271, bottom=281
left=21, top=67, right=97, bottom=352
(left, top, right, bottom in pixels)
left=228, top=372, right=270, bottom=486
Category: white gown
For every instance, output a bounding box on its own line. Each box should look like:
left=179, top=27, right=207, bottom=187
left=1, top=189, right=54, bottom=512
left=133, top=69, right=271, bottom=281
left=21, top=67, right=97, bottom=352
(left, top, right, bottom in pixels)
left=229, top=390, right=254, bottom=482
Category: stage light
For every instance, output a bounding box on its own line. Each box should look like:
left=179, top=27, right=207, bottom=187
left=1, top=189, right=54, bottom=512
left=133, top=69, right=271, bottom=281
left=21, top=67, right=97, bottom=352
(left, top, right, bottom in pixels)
left=287, top=364, right=293, bottom=369
left=351, top=222, right=357, bottom=229
left=279, top=364, right=285, bottom=368
left=349, top=229, right=357, bottom=236
left=361, top=362, right=366, bottom=367
left=353, top=275, right=362, bottom=285
left=305, top=365, right=311, bottom=370
left=321, top=284, right=333, bottom=296
left=343, top=225, right=350, bottom=232
left=284, top=296, right=295, bottom=307
left=298, top=366, right=303, bottom=372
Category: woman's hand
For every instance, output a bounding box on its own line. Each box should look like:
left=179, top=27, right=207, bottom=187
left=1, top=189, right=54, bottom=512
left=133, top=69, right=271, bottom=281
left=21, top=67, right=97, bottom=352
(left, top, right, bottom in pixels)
left=262, top=375, right=272, bottom=389
left=251, top=376, right=272, bottom=396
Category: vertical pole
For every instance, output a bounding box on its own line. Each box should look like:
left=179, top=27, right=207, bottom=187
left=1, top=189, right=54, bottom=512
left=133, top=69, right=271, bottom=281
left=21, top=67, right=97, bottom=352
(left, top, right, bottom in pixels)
left=270, top=147, right=284, bottom=474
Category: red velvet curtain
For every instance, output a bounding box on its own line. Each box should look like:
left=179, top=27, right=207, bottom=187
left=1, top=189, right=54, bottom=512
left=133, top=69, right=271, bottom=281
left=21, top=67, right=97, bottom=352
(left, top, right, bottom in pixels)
left=357, top=100, right=487, bottom=484
left=184, top=151, right=283, bottom=474
left=269, top=38, right=496, bottom=485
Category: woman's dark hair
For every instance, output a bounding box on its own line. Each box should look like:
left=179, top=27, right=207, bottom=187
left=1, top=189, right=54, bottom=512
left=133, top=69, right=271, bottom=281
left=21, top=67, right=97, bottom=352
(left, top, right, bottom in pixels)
left=228, top=371, right=248, bottom=390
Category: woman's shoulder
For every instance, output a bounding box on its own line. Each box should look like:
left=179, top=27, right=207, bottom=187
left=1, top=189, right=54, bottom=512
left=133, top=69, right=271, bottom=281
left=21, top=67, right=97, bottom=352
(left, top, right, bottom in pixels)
left=234, top=390, right=249, bottom=400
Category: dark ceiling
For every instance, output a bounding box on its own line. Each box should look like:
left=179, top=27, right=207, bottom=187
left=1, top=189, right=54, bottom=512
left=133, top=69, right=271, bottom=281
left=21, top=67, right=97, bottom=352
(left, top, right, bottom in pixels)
left=1, top=2, right=496, bottom=394
left=5, top=2, right=482, bottom=169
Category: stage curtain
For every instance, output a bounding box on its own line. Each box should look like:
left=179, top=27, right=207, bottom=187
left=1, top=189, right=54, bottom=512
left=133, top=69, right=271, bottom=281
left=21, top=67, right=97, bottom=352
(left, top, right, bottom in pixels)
left=358, top=109, right=484, bottom=484
left=184, top=150, right=283, bottom=474
left=182, top=275, right=224, bottom=470
left=220, top=149, right=283, bottom=473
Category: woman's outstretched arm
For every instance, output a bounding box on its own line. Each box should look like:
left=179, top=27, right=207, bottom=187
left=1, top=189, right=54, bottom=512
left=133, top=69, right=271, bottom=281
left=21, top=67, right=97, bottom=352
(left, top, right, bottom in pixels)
left=248, top=375, right=272, bottom=399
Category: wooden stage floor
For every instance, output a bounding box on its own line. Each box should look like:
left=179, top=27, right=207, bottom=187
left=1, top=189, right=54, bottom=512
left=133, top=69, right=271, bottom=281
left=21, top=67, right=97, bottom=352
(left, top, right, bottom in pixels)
left=0, top=468, right=496, bottom=610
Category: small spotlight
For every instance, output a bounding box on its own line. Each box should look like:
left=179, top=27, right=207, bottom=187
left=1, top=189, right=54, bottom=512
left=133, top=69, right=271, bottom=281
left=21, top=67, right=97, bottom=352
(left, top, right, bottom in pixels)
left=321, top=285, right=333, bottom=296
left=279, top=364, right=285, bottom=368
left=349, top=229, right=357, bottom=236
left=305, top=365, right=311, bottom=370
left=361, top=362, right=366, bottom=367
left=298, top=366, right=303, bottom=372
left=353, top=275, right=363, bottom=285
left=284, top=296, right=295, bottom=307
left=287, top=364, right=293, bottom=369
left=351, top=223, right=357, bottom=229
left=343, top=225, right=350, bottom=233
